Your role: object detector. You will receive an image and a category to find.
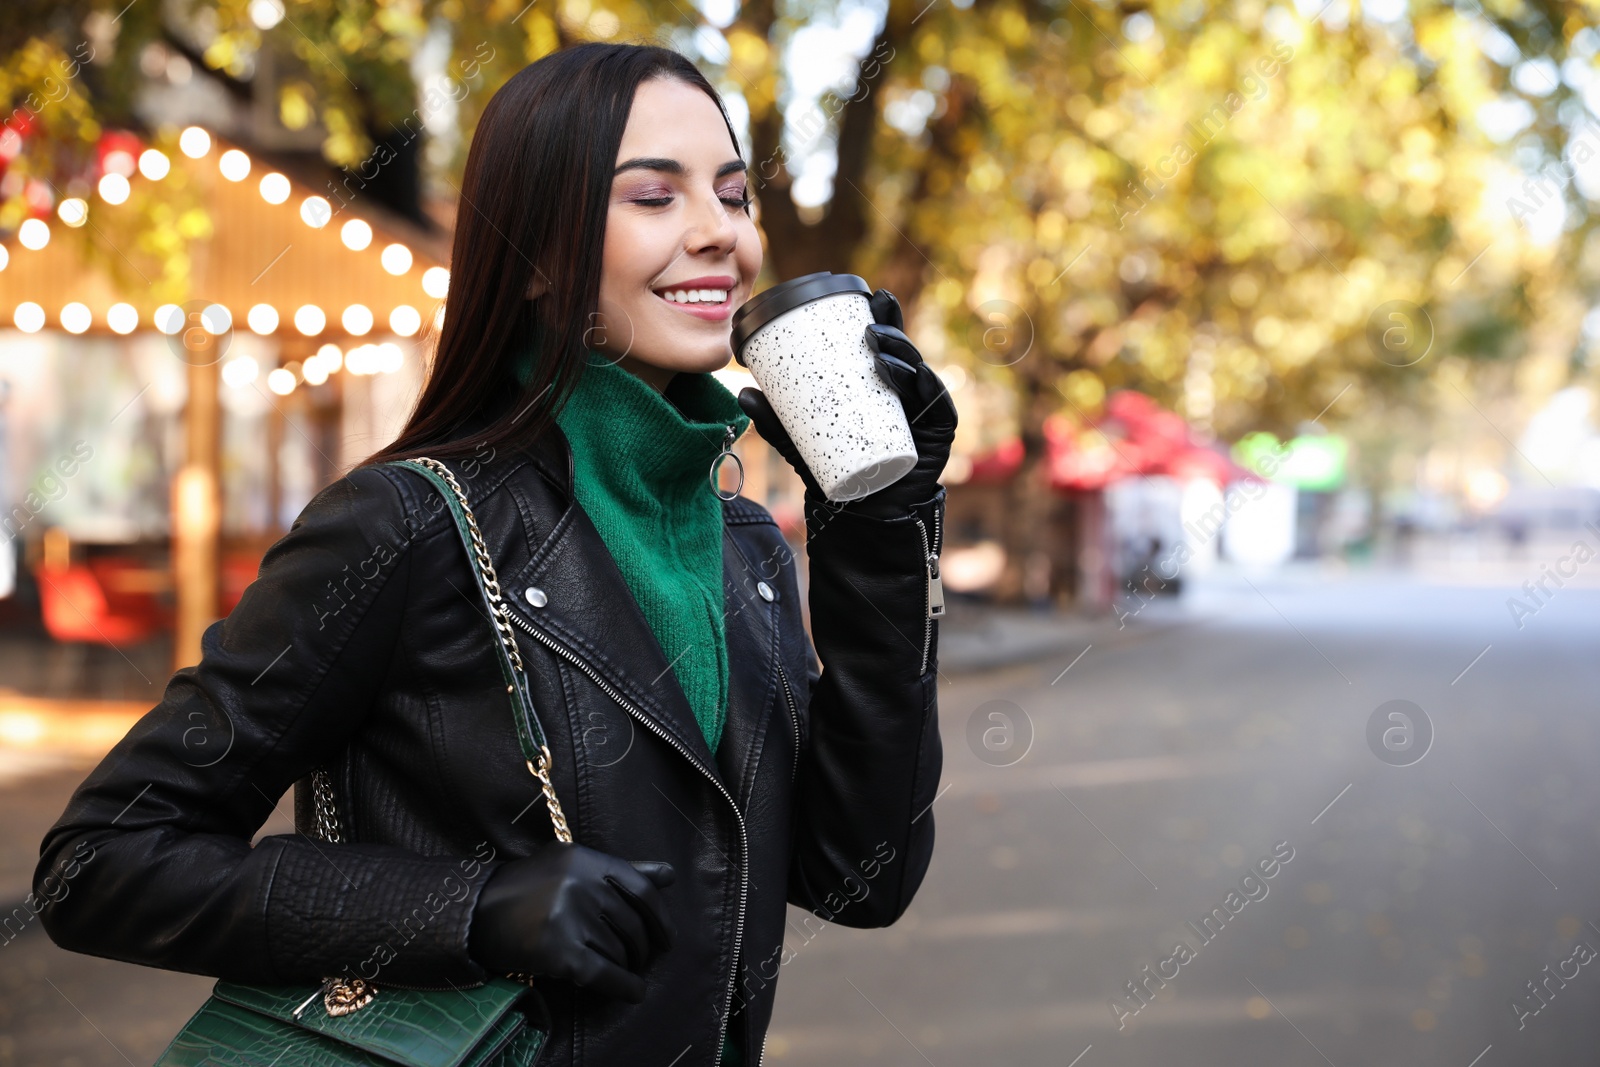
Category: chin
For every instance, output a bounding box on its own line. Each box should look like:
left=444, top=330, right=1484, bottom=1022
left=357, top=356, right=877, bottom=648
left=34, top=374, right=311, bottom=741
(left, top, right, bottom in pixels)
left=692, top=348, right=735, bottom=373
left=661, top=342, right=735, bottom=375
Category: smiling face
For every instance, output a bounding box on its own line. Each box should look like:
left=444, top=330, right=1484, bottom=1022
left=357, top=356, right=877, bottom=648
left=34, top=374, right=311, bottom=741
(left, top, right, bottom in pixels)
left=588, top=76, right=763, bottom=392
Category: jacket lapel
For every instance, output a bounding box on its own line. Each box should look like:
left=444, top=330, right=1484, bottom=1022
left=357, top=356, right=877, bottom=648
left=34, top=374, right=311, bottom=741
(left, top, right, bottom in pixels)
left=713, top=525, right=780, bottom=809
left=505, top=496, right=722, bottom=782
left=481, top=423, right=780, bottom=802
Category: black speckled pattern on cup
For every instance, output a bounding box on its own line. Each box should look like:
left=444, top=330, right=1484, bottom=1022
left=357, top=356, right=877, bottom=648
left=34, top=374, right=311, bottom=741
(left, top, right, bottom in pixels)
left=740, top=291, right=917, bottom=502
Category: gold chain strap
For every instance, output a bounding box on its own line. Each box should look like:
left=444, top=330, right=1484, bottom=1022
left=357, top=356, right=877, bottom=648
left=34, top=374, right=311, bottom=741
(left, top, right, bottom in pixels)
left=310, top=766, right=343, bottom=844
left=408, top=459, right=570, bottom=988
left=409, top=457, right=572, bottom=846
left=410, top=459, right=525, bottom=671
left=305, top=457, right=578, bottom=1002
left=528, top=746, right=572, bottom=844
left=305, top=769, right=377, bottom=1013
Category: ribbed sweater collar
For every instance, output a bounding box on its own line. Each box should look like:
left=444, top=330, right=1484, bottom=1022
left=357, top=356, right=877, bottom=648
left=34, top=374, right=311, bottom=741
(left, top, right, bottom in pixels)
left=525, top=350, right=751, bottom=501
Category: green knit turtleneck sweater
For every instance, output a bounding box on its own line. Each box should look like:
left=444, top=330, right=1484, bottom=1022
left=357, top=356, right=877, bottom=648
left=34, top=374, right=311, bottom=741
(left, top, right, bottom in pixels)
left=519, top=349, right=751, bottom=757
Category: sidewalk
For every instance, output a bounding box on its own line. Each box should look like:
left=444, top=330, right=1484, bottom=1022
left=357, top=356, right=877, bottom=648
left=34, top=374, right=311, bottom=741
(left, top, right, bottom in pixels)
left=0, top=690, right=150, bottom=908
left=936, top=596, right=1189, bottom=674
left=0, top=689, right=148, bottom=788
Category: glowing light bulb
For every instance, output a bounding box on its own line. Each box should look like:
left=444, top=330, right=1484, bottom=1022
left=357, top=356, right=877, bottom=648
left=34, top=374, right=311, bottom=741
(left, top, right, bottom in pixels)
left=60, top=302, right=92, bottom=334
left=58, top=198, right=88, bottom=227
left=294, top=305, right=326, bottom=336
left=138, top=149, right=171, bottom=180
left=342, top=304, right=374, bottom=335
left=179, top=127, right=211, bottom=159
left=13, top=302, right=45, bottom=332
left=340, top=219, right=372, bottom=251
left=18, top=218, right=49, bottom=250
left=421, top=266, right=450, bottom=298
left=247, top=304, right=279, bottom=334
left=106, top=303, right=139, bottom=335
left=380, top=243, right=412, bottom=275
left=155, top=305, right=184, bottom=335
left=98, top=172, right=131, bottom=204
left=389, top=305, right=421, bottom=337
left=300, top=196, right=331, bottom=229
left=259, top=172, right=290, bottom=205
left=249, top=0, right=285, bottom=29
left=201, top=304, right=232, bottom=335
left=222, top=356, right=260, bottom=388
left=219, top=149, right=251, bottom=182
left=267, top=367, right=296, bottom=395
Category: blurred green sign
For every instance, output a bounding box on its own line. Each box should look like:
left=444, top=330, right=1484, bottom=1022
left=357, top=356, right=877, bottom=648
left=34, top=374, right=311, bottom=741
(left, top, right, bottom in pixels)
left=1232, top=432, right=1347, bottom=491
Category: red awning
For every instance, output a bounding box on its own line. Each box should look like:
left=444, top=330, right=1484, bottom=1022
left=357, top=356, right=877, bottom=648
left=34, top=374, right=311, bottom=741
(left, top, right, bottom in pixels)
left=965, top=391, right=1247, bottom=491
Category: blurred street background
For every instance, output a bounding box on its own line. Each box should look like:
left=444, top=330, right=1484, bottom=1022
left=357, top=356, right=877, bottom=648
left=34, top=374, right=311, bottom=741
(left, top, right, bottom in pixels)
left=4, top=0, right=1600, bottom=1063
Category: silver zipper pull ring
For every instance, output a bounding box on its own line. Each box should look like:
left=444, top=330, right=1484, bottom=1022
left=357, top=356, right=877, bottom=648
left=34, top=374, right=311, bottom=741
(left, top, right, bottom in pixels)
left=711, top=423, right=744, bottom=502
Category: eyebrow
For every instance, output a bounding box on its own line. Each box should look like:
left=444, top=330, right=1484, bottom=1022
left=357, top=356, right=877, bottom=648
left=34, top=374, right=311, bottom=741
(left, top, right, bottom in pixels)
left=613, top=157, right=748, bottom=180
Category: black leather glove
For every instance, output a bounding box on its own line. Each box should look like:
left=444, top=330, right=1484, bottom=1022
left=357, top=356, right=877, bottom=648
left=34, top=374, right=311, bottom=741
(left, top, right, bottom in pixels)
left=738, top=288, right=958, bottom=521
left=467, top=842, right=676, bottom=1003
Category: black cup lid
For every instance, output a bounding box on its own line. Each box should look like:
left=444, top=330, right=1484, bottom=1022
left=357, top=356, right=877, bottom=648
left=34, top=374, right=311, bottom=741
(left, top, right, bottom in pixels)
left=730, top=271, right=871, bottom=366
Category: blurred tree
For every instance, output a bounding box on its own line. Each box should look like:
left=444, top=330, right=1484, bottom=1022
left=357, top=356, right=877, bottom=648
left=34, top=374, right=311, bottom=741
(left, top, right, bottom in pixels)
left=3, top=0, right=1597, bottom=600
left=811, top=0, right=1600, bottom=598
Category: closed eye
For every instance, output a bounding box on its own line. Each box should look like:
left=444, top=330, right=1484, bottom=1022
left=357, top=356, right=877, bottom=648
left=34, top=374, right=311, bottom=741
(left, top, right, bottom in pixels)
left=628, top=194, right=752, bottom=211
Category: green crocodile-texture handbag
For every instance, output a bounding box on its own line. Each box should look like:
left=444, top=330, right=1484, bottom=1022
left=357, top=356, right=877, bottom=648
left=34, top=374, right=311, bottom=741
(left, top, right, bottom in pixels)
left=154, top=980, right=549, bottom=1067
left=154, top=458, right=573, bottom=1067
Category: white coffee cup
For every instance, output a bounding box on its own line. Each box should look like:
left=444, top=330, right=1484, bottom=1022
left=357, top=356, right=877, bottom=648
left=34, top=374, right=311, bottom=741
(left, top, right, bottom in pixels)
left=731, top=272, right=918, bottom=502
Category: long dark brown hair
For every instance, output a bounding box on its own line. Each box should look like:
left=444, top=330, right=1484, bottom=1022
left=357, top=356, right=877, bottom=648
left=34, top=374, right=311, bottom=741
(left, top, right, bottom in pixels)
left=363, top=42, right=743, bottom=468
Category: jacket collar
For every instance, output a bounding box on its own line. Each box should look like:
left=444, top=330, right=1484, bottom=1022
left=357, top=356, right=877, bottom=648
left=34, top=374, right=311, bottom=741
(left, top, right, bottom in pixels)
left=434, top=395, right=572, bottom=502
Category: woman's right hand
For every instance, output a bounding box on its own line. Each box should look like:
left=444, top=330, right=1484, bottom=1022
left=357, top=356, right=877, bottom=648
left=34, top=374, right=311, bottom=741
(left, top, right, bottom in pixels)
left=468, top=841, right=676, bottom=1002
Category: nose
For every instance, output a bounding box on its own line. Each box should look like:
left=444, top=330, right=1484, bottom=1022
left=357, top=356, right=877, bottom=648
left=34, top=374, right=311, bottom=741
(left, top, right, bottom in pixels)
left=684, top=187, right=739, bottom=255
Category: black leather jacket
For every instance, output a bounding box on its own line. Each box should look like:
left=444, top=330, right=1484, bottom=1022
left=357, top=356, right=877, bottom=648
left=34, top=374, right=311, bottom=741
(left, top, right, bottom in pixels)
left=34, top=420, right=945, bottom=1067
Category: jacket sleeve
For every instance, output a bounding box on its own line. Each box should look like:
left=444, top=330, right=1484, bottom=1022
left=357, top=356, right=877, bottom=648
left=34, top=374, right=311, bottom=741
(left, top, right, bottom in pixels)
left=785, top=486, right=944, bottom=928
left=33, top=465, right=504, bottom=988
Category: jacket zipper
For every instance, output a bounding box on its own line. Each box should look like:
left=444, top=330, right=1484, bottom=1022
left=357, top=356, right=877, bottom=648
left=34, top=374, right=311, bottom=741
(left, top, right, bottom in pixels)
left=504, top=606, right=752, bottom=1063
left=912, top=505, right=944, bottom=676
left=776, top=663, right=801, bottom=785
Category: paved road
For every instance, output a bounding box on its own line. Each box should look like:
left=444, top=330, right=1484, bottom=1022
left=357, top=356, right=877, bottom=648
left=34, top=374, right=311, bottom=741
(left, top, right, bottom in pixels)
left=4, top=564, right=1598, bottom=1066
left=1, top=770, right=296, bottom=1067
left=765, top=567, right=1600, bottom=1065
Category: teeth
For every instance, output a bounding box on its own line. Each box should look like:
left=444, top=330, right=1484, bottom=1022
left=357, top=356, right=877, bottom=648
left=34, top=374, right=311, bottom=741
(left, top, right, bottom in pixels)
left=660, top=289, right=729, bottom=304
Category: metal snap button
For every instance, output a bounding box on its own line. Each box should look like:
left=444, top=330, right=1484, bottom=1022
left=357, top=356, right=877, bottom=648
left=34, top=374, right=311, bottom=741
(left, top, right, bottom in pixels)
left=756, top=581, right=775, bottom=602
left=523, top=586, right=548, bottom=608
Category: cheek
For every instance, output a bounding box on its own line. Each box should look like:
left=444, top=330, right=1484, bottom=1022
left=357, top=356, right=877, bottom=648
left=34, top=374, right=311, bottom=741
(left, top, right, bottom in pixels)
left=600, top=210, right=662, bottom=296
left=735, top=217, right=763, bottom=276
left=600, top=216, right=637, bottom=296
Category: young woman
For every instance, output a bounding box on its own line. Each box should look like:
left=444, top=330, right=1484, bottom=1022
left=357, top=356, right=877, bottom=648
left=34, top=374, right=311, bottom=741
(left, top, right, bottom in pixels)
left=36, top=42, right=955, bottom=1066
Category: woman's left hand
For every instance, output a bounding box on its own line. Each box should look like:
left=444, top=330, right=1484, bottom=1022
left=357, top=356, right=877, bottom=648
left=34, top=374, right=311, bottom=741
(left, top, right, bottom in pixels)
left=738, top=288, right=957, bottom=517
